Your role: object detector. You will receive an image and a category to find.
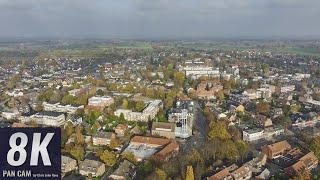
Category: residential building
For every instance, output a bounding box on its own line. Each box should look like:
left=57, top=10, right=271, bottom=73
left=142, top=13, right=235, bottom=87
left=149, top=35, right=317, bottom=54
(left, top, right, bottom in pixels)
left=92, top=131, right=115, bottom=146
left=243, top=129, right=264, bottom=142
left=154, top=141, right=179, bottom=162
left=19, top=111, right=66, bottom=127
left=280, top=85, right=295, bottom=93
left=179, top=59, right=220, bottom=79
left=79, top=159, right=105, bottom=177
left=61, top=155, right=77, bottom=174
left=207, top=168, right=233, bottom=180
left=124, top=136, right=170, bottom=161
left=43, top=102, right=84, bottom=114
left=256, top=115, right=273, bottom=128
left=114, top=124, right=128, bottom=137
left=196, top=81, right=223, bottom=100
left=261, top=140, right=292, bottom=159
left=109, top=160, right=136, bottom=180
left=1, top=109, right=20, bottom=120
left=207, top=154, right=266, bottom=180
left=168, top=100, right=195, bottom=138
left=231, top=165, right=252, bottom=180
left=242, top=127, right=284, bottom=142
left=88, top=96, right=114, bottom=109
left=285, top=152, right=318, bottom=177
left=114, top=100, right=162, bottom=122
left=243, top=89, right=261, bottom=100
left=152, top=122, right=175, bottom=139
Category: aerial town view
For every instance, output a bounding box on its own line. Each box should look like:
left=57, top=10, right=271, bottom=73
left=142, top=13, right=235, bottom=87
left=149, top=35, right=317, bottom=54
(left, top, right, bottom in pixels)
left=0, top=1, right=320, bottom=180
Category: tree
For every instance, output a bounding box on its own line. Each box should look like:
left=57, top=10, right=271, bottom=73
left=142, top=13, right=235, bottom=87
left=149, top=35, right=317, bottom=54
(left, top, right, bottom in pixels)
left=236, top=141, right=249, bottom=162
left=96, top=89, right=105, bottom=96
left=75, top=126, right=84, bottom=145
left=6, top=75, right=21, bottom=89
left=75, top=93, right=88, bottom=105
left=121, top=99, right=129, bottom=109
left=34, top=103, right=44, bottom=112
left=123, top=84, right=134, bottom=93
left=110, top=137, right=121, bottom=149
left=280, top=116, right=291, bottom=129
left=135, top=101, right=145, bottom=112
left=85, top=110, right=100, bottom=125
left=185, top=166, right=194, bottom=180
left=290, top=104, right=301, bottom=114
left=138, top=161, right=154, bottom=177
left=146, top=88, right=154, bottom=98
left=222, top=140, right=239, bottom=161
left=61, top=95, right=76, bottom=105
left=208, top=121, right=231, bottom=140
left=155, top=168, right=167, bottom=180
left=162, top=159, right=180, bottom=178
left=70, top=145, right=85, bottom=162
left=64, top=122, right=74, bottom=138
left=256, top=102, right=270, bottom=114
left=309, top=136, right=320, bottom=160
left=223, top=80, right=232, bottom=91
left=216, top=90, right=225, bottom=101
left=121, top=152, right=136, bottom=164
left=38, top=89, right=54, bottom=102
left=100, top=150, right=117, bottom=167
left=119, top=113, right=125, bottom=122
left=174, top=72, right=185, bottom=88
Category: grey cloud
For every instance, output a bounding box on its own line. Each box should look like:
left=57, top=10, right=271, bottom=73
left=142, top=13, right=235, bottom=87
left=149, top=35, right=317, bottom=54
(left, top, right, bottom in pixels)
left=0, top=0, right=319, bottom=38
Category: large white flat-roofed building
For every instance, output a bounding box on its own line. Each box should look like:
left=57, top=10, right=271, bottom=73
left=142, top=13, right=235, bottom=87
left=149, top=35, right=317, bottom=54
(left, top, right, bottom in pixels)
left=179, top=60, right=219, bottom=79
left=243, top=128, right=264, bottom=142
left=114, top=100, right=162, bottom=122
left=19, top=111, right=66, bottom=127
left=43, top=102, right=84, bottom=114
left=243, top=127, right=284, bottom=142
left=88, top=96, right=114, bottom=108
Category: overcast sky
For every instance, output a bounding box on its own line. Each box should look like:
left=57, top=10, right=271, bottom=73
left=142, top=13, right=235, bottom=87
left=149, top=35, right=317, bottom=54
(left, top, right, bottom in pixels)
left=0, top=0, right=319, bottom=39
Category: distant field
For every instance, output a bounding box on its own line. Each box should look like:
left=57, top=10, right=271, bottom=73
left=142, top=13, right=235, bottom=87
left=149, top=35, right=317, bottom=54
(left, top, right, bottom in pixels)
left=99, top=42, right=153, bottom=50
left=268, top=47, right=320, bottom=57
left=178, top=43, right=320, bottom=57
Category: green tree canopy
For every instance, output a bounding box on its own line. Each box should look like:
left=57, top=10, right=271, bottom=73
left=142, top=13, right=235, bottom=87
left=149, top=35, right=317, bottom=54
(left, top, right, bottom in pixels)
left=208, top=121, right=231, bottom=140
left=100, top=150, right=117, bottom=167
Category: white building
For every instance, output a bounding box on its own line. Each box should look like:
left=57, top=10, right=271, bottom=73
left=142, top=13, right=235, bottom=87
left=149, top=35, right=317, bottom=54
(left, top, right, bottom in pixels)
left=114, top=100, right=162, bottom=121
left=19, top=111, right=66, bottom=127
left=1, top=109, right=20, bottom=120
left=243, top=129, right=264, bottom=142
left=243, top=127, right=284, bottom=142
left=181, top=66, right=220, bottom=79
left=168, top=100, right=194, bottom=138
left=43, top=102, right=84, bottom=114
left=280, top=85, right=295, bottom=93
left=179, top=60, right=219, bottom=79
left=88, top=96, right=114, bottom=108
left=6, top=90, right=23, bottom=97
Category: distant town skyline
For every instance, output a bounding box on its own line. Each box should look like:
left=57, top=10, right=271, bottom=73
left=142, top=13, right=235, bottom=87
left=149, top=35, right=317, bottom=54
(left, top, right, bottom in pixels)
left=0, top=0, right=320, bottom=39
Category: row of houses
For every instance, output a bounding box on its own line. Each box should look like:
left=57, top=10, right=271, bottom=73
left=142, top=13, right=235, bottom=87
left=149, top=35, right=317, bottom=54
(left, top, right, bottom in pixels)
left=62, top=135, right=180, bottom=178
left=261, top=140, right=318, bottom=177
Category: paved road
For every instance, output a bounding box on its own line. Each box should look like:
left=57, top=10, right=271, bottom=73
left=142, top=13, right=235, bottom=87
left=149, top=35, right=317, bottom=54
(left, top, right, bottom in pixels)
left=180, top=101, right=208, bottom=153
left=194, top=102, right=208, bottom=139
